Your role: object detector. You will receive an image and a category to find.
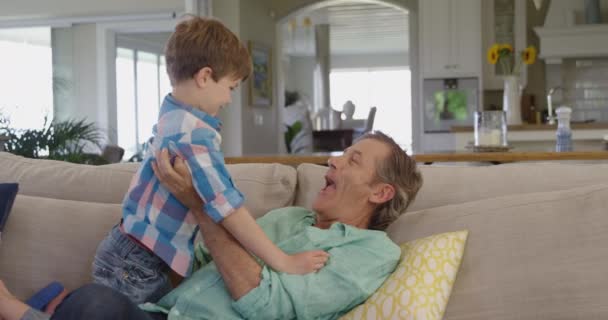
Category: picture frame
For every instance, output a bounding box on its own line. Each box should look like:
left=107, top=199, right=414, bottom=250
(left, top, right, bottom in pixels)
left=248, top=41, right=273, bottom=107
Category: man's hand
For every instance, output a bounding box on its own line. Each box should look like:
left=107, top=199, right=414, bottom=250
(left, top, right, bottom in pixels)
left=152, top=148, right=202, bottom=210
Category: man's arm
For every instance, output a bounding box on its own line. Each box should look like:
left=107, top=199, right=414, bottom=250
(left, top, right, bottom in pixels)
left=193, top=207, right=262, bottom=300
left=152, top=150, right=262, bottom=300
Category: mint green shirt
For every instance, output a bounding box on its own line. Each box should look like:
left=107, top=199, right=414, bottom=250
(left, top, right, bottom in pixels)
left=141, top=207, right=401, bottom=320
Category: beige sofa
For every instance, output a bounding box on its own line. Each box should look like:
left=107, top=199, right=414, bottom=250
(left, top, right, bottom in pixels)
left=1, top=151, right=608, bottom=319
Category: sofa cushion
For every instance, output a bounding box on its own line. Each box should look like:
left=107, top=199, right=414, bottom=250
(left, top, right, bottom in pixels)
left=0, top=153, right=297, bottom=218
left=386, top=183, right=608, bottom=320
left=0, top=152, right=135, bottom=204
left=294, top=162, right=608, bottom=212
left=0, top=195, right=121, bottom=300
left=341, top=230, right=468, bottom=320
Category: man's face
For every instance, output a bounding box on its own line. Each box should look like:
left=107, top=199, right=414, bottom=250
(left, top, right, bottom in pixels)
left=312, top=138, right=391, bottom=220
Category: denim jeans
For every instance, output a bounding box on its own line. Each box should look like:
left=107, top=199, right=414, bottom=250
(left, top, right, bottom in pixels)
left=48, top=284, right=166, bottom=320
left=92, top=225, right=172, bottom=304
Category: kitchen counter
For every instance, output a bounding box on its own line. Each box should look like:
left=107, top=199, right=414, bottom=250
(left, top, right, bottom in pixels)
left=226, top=150, right=608, bottom=166
left=451, top=122, right=608, bottom=132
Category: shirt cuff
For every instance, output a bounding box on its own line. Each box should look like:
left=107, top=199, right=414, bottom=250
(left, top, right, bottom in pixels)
left=231, top=267, right=272, bottom=319
left=203, top=188, right=245, bottom=223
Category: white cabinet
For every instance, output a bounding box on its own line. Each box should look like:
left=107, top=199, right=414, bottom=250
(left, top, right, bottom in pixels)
left=419, top=0, right=482, bottom=78
left=482, top=0, right=527, bottom=90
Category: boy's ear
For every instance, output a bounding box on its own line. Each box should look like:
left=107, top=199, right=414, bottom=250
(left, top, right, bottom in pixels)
left=194, top=67, right=213, bottom=88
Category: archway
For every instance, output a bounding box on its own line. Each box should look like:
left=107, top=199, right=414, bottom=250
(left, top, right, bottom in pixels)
left=275, top=0, right=419, bottom=152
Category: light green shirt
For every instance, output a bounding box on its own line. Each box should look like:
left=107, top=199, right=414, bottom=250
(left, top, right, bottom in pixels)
left=141, top=207, right=400, bottom=320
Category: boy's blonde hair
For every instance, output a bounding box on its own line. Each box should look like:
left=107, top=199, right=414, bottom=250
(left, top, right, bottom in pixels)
left=165, top=16, right=252, bottom=85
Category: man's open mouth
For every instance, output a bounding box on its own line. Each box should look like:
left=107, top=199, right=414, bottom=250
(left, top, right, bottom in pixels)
left=322, top=175, right=336, bottom=191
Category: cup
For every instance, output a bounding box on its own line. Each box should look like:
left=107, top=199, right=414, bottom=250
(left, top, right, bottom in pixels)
left=474, top=111, right=508, bottom=147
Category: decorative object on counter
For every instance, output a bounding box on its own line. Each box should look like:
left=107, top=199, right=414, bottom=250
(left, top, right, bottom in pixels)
left=584, top=0, right=602, bottom=24
left=312, top=107, right=342, bottom=130
left=342, top=100, right=355, bottom=120
left=487, top=44, right=537, bottom=125
left=555, top=106, right=573, bottom=152
left=474, top=111, right=508, bottom=151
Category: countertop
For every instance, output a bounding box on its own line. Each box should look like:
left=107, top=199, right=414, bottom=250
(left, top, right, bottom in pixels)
left=451, top=123, right=608, bottom=132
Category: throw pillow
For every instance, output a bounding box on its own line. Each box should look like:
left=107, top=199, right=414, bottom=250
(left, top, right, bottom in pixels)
left=0, top=183, right=19, bottom=240
left=341, top=230, right=468, bottom=320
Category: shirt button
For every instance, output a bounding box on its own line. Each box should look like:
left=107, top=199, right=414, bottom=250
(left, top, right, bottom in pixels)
left=172, top=309, right=180, bottom=316
left=195, top=286, right=201, bottom=292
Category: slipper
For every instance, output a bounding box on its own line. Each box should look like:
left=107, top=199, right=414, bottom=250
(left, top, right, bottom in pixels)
left=25, top=282, right=64, bottom=311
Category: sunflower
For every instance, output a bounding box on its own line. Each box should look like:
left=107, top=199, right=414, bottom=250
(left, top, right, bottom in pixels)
left=499, top=44, right=513, bottom=54
left=522, top=46, right=537, bottom=65
left=487, top=44, right=500, bottom=64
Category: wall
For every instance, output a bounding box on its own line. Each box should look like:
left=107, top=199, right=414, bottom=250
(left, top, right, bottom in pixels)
left=286, top=52, right=410, bottom=107
left=544, top=0, right=608, bottom=27
left=286, top=56, right=315, bottom=106
left=213, top=0, right=244, bottom=157
left=0, top=0, right=183, bottom=20
left=239, top=0, right=279, bottom=155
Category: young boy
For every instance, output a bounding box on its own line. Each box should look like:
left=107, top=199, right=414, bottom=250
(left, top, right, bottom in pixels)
left=92, top=17, right=329, bottom=304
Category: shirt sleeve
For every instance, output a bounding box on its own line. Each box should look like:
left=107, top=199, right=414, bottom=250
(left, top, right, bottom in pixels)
left=231, top=237, right=400, bottom=320
left=170, top=127, right=244, bottom=223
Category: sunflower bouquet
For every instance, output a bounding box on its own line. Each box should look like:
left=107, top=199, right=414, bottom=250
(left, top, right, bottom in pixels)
left=487, top=44, right=536, bottom=76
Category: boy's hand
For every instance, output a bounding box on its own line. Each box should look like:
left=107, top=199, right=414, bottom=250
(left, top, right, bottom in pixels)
left=281, top=250, right=330, bottom=274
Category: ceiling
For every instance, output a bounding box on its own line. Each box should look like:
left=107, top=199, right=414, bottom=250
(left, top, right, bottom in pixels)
left=282, top=1, right=409, bottom=56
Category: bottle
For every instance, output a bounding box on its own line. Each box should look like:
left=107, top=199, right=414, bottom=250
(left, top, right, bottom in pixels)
left=555, top=106, right=573, bottom=152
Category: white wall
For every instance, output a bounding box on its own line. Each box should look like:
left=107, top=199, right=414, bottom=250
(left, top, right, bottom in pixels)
left=286, top=52, right=410, bottom=107
left=213, top=0, right=244, bottom=157
left=0, top=0, right=183, bottom=20
left=286, top=56, right=315, bottom=105
left=239, top=0, right=278, bottom=155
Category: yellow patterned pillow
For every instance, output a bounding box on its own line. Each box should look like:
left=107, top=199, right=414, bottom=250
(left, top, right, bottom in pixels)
left=341, top=230, right=468, bottom=320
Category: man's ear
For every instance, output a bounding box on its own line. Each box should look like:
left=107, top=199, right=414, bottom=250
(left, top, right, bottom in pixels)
left=369, top=183, right=395, bottom=205
left=194, top=67, right=213, bottom=88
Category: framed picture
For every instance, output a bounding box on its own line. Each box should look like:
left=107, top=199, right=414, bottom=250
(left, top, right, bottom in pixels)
left=248, top=41, right=273, bottom=107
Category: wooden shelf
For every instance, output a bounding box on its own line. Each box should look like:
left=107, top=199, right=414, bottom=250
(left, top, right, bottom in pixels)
left=226, top=150, right=608, bottom=166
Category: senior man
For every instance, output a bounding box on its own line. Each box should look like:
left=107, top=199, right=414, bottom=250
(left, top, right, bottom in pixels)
left=0, top=131, right=422, bottom=320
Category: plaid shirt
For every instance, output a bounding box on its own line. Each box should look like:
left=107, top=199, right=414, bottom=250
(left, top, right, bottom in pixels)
left=122, top=94, right=244, bottom=277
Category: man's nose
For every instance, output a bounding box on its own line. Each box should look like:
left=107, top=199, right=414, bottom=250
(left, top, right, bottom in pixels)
left=327, top=155, right=342, bottom=169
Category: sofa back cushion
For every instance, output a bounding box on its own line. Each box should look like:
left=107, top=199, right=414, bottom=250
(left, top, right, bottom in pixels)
left=294, top=162, right=608, bottom=211
left=386, top=183, right=608, bottom=319
left=0, top=195, right=122, bottom=299
left=0, top=152, right=297, bottom=219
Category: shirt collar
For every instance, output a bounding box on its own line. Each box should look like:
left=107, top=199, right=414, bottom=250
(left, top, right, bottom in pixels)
left=163, top=94, right=222, bottom=131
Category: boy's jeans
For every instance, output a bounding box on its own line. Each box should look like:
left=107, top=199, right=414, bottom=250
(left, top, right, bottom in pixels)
left=92, top=225, right=172, bottom=304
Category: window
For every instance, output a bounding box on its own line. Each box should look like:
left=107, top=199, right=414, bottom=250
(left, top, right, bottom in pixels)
left=0, top=27, right=53, bottom=130
left=330, top=68, right=412, bottom=150
left=116, top=47, right=172, bottom=159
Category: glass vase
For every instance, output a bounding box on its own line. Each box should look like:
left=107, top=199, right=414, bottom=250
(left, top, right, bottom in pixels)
left=503, top=75, right=522, bottom=125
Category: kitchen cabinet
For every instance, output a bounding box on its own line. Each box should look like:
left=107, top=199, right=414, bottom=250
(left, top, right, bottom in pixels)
left=419, top=0, right=482, bottom=78
left=482, top=0, right=527, bottom=90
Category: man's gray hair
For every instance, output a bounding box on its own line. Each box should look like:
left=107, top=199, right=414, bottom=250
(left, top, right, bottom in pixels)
left=357, top=131, right=423, bottom=231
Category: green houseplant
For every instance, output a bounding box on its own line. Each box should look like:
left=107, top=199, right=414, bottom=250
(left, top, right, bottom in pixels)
left=0, top=115, right=108, bottom=165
